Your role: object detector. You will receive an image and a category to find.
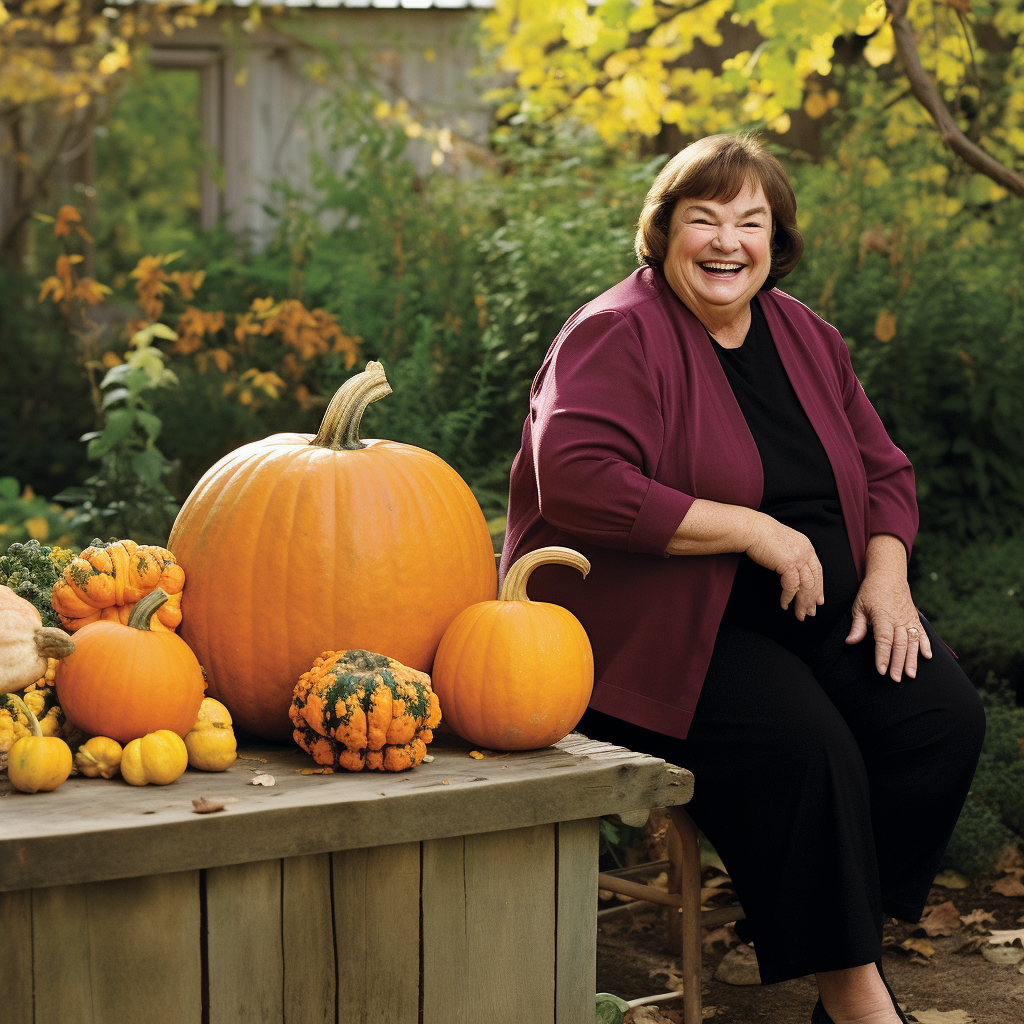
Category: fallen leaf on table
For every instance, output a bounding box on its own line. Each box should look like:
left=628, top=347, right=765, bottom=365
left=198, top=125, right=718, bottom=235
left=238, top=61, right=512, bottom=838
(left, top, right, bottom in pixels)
left=991, top=875, right=1024, bottom=897
left=422, top=754, right=434, bottom=762
left=959, top=909, right=997, bottom=929
left=932, top=870, right=969, bottom=889
left=986, top=928, right=1024, bottom=946
left=907, top=1010, right=974, bottom=1023
left=251, top=774, right=275, bottom=786
left=441, top=779, right=450, bottom=785
left=469, top=750, right=484, bottom=759
left=917, top=901, right=962, bottom=936
left=297, top=767, right=333, bottom=775
left=901, top=937, right=935, bottom=958
left=237, top=755, right=268, bottom=763
left=191, top=797, right=226, bottom=814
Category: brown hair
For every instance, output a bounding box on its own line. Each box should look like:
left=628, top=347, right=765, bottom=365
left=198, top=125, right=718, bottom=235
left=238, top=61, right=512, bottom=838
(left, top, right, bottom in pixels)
left=635, top=133, right=803, bottom=290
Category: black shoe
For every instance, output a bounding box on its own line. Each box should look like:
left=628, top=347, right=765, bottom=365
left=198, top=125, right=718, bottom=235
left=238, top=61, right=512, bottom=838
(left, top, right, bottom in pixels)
left=811, top=998, right=834, bottom=1024
left=876, top=959, right=910, bottom=1023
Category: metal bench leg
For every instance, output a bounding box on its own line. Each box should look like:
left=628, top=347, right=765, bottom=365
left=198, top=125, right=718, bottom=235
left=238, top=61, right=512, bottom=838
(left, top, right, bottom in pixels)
left=668, top=806, right=703, bottom=1024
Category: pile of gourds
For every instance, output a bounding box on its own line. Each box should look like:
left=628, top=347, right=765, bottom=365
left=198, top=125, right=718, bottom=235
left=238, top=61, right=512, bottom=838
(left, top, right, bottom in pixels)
left=2, top=361, right=596, bottom=789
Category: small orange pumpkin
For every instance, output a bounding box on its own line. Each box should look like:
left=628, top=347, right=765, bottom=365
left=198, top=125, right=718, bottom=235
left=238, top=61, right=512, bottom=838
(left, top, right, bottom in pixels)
left=55, top=588, right=206, bottom=744
left=431, top=546, right=594, bottom=750
left=50, top=539, right=185, bottom=633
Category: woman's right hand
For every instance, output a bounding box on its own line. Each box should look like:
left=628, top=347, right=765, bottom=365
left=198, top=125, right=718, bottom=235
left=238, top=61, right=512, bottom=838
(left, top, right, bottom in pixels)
left=744, top=514, right=824, bottom=620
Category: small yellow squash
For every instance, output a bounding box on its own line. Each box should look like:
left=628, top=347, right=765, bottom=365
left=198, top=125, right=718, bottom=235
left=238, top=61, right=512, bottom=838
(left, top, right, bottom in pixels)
left=121, top=729, right=188, bottom=786
left=75, top=736, right=123, bottom=779
left=184, top=698, right=237, bottom=772
left=5, top=694, right=73, bottom=793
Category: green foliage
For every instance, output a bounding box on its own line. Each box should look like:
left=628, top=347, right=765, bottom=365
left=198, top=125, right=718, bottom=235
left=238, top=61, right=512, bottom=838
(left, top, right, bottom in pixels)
left=55, top=329, right=181, bottom=545
left=913, top=531, right=1024, bottom=689
left=0, top=539, right=75, bottom=629
left=0, top=478, right=79, bottom=551
left=942, top=685, right=1024, bottom=878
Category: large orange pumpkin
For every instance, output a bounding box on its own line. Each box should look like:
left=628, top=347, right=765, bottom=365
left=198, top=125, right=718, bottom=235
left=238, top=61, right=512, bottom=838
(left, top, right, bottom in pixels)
left=167, top=361, right=496, bottom=740
left=431, top=546, right=594, bottom=750
left=54, top=588, right=206, bottom=744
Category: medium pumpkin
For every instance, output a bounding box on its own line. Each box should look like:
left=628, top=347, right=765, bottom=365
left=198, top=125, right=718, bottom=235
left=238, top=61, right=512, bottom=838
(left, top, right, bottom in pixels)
left=432, top=546, right=594, bottom=750
left=55, top=588, right=206, bottom=744
left=167, top=361, right=496, bottom=740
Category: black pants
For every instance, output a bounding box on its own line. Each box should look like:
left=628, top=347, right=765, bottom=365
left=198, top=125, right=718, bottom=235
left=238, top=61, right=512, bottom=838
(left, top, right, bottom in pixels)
left=580, top=548, right=986, bottom=983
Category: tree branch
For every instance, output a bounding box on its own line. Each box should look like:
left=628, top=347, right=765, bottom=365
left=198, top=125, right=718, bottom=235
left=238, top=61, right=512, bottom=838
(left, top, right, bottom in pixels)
left=886, top=0, right=1024, bottom=196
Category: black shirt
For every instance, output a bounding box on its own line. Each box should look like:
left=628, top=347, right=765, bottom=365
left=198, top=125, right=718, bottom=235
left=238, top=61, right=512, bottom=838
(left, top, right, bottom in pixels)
left=709, top=296, right=859, bottom=643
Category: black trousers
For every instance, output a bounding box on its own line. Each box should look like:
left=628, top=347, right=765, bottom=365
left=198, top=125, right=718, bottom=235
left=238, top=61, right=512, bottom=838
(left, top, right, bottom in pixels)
left=580, top=548, right=986, bottom=984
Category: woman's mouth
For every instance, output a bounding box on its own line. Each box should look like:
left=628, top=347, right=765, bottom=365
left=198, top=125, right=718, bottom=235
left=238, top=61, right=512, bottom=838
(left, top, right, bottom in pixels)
left=699, top=261, right=745, bottom=277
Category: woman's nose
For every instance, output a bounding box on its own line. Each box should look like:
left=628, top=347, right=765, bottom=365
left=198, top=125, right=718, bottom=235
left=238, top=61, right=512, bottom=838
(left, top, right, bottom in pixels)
left=713, top=224, right=740, bottom=250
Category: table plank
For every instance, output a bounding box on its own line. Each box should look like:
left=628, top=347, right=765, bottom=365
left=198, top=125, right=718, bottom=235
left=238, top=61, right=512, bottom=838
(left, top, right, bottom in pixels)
left=32, top=871, right=201, bottom=1024
left=283, top=853, right=335, bottom=1024
left=422, top=824, right=556, bottom=1023
left=1, top=736, right=692, bottom=892
left=556, top=817, right=599, bottom=1024
left=207, top=859, right=283, bottom=1024
left=333, top=842, right=420, bottom=1024
left=0, top=888, right=33, bottom=1024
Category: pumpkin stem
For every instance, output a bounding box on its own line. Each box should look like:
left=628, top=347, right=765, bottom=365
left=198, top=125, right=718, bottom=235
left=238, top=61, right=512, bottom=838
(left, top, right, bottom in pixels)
left=499, top=546, right=591, bottom=603
left=34, top=627, right=75, bottom=661
left=7, top=693, right=42, bottom=738
left=127, top=588, right=169, bottom=631
left=311, top=360, right=392, bottom=451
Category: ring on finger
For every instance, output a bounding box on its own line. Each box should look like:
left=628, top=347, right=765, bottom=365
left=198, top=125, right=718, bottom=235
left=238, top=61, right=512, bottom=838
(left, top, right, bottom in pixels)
left=907, top=625, right=921, bottom=641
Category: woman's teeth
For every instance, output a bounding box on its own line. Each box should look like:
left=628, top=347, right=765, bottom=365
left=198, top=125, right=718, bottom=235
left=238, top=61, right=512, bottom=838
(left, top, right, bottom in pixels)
left=700, top=262, right=744, bottom=275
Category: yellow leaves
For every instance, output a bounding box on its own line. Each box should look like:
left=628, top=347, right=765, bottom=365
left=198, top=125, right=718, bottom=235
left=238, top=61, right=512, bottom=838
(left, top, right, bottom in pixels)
left=97, top=40, right=130, bottom=77
left=875, top=310, right=897, bottom=343
left=856, top=0, right=888, bottom=36
left=863, top=22, right=895, bottom=68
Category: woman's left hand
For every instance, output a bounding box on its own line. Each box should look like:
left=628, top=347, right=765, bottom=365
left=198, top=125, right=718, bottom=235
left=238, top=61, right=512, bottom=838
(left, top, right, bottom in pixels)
left=846, top=567, right=933, bottom=681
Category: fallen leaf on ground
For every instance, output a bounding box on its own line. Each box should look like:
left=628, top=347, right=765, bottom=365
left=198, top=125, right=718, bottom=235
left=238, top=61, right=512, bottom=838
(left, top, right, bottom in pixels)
left=701, top=924, right=739, bottom=952
left=297, top=767, right=333, bottom=775
left=901, top=937, right=935, bottom=957
left=701, top=1007, right=717, bottom=1019
left=626, top=1007, right=674, bottom=1024
left=981, top=946, right=1024, bottom=966
left=713, top=943, right=760, bottom=985
left=959, top=909, right=997, bottom=929
left=649, top=965, right=685, bottom=992
left=951, top=935, right=986, bottom=954
left=191, top=797, right=225, bottom=814
left=986, top=928, right=1024, bottom=946
left=991, top=875, right=1024, bottom=897
left=932, top=870, right=969, bottom=889
left=251, top=774, right=275, bottom=786
left=917, top=901, right=962, bottom=936
left=996, top=846, right=1024, bottom=873
left=703, top=874, right=732, bottom=888
left=907, top=1010, right=974, bottom=1023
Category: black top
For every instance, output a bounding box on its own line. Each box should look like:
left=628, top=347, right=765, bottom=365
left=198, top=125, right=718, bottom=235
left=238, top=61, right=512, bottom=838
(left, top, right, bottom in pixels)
left=709, top=296, right=859, bottom=644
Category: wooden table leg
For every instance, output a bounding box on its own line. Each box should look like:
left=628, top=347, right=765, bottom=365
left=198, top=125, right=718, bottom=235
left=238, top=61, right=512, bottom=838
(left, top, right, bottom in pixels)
left=668, top=806, right=703, bottom=1024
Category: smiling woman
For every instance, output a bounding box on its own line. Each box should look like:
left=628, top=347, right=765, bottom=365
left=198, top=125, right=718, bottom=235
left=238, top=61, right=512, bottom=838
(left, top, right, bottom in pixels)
left=500, top=133, right=985, bottom=1024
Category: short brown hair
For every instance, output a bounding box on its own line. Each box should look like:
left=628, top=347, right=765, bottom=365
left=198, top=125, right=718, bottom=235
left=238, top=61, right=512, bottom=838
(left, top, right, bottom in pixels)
left=635, top=133, right=803, bottom=290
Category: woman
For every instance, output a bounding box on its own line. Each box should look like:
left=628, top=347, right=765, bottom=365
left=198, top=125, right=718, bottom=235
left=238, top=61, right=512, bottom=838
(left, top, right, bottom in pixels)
left=500, top=134, right=985, bottom=1024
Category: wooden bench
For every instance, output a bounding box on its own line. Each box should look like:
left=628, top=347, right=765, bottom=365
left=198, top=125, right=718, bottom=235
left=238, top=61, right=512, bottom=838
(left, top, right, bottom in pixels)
left=0, top=732, right=693, bottom=1024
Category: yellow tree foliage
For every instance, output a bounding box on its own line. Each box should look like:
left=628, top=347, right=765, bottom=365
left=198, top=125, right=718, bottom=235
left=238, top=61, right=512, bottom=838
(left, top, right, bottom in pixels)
left=484, top=0, right=1024, bottom=194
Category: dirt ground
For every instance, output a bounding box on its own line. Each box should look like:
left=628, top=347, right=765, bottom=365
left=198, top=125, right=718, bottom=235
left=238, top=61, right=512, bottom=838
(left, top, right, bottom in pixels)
left=597, top=877, right=1024, bottom=1024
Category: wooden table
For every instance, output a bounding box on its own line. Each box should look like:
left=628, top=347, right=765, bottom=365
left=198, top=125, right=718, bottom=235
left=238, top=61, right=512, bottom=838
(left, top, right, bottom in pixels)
left=0, top=733, right=692, bottom=1024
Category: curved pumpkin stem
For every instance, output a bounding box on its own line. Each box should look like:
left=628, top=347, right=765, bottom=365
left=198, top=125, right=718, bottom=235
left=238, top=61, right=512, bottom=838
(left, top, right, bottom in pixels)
left=34, top=627, right=75, bottom=660
left=7, top=693, right=42, bottom=738
left=127, top=588, right=169, bottom=631
left=499, top=546, right=590, bottom=603
left=311, top=360, right=392, bottom=451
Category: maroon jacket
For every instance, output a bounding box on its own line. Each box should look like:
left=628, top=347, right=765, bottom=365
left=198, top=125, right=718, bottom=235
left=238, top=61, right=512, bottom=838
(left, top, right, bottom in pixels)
left=500, top=267, right=918, bottom=739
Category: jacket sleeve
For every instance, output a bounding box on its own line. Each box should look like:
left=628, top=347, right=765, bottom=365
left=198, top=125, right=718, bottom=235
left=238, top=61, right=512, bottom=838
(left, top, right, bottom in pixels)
left=836, top=336, right=919, bottom=558
left=530, top=310, right=695, bottom=556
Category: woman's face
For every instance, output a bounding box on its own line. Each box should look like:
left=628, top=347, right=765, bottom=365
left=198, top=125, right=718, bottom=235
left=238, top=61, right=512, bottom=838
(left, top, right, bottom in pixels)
left=663, top=180, right=773, bottom=323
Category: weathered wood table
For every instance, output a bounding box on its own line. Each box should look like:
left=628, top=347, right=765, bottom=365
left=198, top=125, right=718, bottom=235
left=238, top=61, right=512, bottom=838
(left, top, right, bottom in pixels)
left=0, top=733, right=692, bottom=1024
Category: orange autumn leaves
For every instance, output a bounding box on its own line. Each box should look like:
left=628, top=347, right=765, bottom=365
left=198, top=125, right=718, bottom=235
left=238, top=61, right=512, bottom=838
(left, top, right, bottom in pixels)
left=37, top=206, right=360, bottom=411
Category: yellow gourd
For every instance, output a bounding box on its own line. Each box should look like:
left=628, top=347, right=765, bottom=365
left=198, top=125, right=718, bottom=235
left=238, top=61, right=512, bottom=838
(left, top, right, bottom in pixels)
left=184, top=698, right=237, bottom=772
left=75, top=736, right=123, bottom=779
left=121, top=730, right=188, bottom=786
left=5, top=694, right=73, bottom=793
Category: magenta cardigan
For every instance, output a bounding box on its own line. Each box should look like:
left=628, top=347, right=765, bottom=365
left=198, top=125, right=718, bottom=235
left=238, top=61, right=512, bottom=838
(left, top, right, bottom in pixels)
left=500, top=267, right=918, bottom=739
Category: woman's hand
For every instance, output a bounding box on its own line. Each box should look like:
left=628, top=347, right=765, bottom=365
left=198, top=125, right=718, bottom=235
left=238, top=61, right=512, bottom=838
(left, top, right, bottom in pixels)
left=845, top=535, right=932, bottom=681
left=744, top=515, right=824, bottom=621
